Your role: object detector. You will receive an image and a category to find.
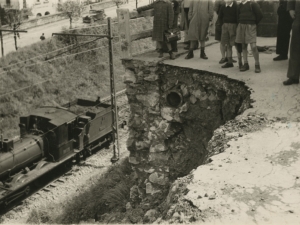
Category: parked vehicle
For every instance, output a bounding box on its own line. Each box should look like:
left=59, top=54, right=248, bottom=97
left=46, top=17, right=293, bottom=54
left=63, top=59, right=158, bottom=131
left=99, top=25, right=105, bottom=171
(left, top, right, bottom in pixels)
left=82, top=9, right=106, bottom=23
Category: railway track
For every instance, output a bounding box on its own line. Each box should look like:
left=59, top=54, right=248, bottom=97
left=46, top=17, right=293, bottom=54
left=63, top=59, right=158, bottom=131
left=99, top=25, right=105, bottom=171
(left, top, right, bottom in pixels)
left=0, top=90, right=129, bottom=217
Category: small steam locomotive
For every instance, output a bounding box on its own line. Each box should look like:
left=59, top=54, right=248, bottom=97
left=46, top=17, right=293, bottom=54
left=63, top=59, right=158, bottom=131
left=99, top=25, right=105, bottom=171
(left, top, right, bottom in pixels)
left=0, top=98, right=113, bottom=206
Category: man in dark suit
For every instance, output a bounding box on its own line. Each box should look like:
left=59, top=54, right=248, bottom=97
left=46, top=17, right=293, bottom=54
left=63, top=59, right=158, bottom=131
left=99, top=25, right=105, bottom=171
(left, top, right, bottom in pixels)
left=283, top=0, right=300, bottom=85
left=273, top=0, right=293, bottom=61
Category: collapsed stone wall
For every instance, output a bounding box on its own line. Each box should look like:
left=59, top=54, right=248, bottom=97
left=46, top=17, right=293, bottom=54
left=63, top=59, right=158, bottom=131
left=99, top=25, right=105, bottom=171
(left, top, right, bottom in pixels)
left=122, top=59, right=251, bottom=208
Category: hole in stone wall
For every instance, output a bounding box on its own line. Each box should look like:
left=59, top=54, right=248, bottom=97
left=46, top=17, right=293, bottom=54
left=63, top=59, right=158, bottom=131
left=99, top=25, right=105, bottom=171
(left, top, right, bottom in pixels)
left=166, top=91, right=182, bottom=108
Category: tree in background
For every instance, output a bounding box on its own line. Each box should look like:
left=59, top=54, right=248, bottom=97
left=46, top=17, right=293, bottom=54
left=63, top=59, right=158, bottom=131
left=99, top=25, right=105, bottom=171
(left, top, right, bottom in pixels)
left=112, top=0, right=123, bottom=8
left=4, top=8, right=33, bottom=27
left=58, top=0, right=85, bottom=28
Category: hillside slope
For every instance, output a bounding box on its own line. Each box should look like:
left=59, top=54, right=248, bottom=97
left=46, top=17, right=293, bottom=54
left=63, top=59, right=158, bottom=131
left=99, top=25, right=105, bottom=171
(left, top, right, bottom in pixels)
left=0, top=17, right=154, bottom=138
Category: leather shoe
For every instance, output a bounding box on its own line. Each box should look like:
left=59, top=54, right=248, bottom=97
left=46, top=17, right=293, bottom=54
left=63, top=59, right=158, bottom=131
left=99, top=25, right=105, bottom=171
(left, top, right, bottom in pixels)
left=185, top=50, right=194, bottom=59
left=222, top=62, right=234, bottom=68
left=200, top=51, right=208, bottom=60
left=169, top=51, right=176, bottom=60
left=219, top=58, right=227, bottom=64
left=273, top=55, right=288, bottom=61
left=240, top=63, right=249, bottom=72
left=283, top=79, right=299, bottom=85
left=255, top=64, right=261, bottom=73
left=184, top=45, right=190, bottom=50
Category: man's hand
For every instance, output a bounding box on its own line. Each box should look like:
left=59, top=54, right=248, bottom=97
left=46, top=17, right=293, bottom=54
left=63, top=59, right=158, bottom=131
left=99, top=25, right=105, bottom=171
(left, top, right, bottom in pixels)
left=289, top=10, right=296, bottom=19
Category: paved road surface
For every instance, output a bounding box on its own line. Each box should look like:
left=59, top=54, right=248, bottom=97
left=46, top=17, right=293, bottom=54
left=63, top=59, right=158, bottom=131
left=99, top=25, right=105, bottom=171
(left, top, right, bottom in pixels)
left=1, top=0, right=149, bottom=57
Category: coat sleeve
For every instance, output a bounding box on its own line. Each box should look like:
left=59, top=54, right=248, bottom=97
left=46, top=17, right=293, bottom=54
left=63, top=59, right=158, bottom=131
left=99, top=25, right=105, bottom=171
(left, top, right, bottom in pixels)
left=168, top=2, right=175, bottom=29
left=219, top=5, right=224, bottom=24
left=214, top=0, right=220, bottom=14
left=188, top=0, right=193, bottom=20
left=252, top=2, right=263, bottom=25
left=208, top=0, right=214, bottom=21
left=179, top=1, right=185, bottom=30
left=137, top=3, right=154, bottom=12
left=287, top=0, right=296, bottom=11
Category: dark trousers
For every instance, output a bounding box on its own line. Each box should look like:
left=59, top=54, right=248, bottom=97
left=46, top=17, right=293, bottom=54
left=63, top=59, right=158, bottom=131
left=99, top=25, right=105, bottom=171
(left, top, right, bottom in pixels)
left=287, top=21, right=300, bottom=80
left=184, top=8, right=189, bottom=27
left=276, top=13, right=293, bottom=56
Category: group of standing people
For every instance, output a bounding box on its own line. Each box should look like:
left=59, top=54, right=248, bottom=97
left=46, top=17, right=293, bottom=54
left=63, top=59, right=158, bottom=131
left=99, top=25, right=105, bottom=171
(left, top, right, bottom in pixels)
left=137, top=0, right=300, bottom=83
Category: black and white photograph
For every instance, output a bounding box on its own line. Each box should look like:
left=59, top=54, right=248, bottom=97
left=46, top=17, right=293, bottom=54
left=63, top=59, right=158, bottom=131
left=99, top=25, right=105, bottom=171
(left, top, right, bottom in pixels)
left=0, top=0, right=300, bottom=224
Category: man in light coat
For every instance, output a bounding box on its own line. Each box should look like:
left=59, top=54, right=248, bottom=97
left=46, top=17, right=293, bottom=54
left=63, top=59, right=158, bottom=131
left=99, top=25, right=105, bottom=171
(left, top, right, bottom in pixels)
left=185, top=0, right=214, bottom=60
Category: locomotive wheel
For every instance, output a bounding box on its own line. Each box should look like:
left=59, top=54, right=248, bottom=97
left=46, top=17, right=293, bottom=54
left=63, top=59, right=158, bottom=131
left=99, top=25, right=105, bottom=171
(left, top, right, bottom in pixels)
left=85, top=147, right=92, bottom=157
left=105, top=135, right=112, bottom=149
left=36, top=161, right=49, bottom=170
left=24, top=186, right=30, bottom=196
left=76, top=154, right=81, bottom=164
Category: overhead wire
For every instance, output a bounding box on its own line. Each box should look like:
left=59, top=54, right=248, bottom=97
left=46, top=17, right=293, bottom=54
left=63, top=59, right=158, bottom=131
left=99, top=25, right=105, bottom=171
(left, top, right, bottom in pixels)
left=0, top=35, right=108, bottom=71
left=0, top=41, right=122, bottom=99
left=0, top=20, right=119, bottom=70
left=0, top=36, right=119, bottom=76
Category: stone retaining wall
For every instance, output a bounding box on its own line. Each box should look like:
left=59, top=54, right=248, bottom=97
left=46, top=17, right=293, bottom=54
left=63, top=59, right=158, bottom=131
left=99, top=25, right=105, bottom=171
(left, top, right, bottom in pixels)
left=121, top=58, right=252, bottom=208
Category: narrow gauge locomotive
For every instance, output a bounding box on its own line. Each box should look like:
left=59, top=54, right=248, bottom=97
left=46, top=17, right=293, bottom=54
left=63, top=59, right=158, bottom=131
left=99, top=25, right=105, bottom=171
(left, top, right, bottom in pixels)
left=0, top=98, right=113, bottom=206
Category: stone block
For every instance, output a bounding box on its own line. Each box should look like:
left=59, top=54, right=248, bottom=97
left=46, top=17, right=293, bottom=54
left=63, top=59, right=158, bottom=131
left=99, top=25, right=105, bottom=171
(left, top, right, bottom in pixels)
left=149, top=152, right=170, bottom=162
left=190, top=95, right=197, bottom=104
left=200, top=94, right=208, bottom=101
left=144, top=74, right=159, bottom=82
left=144, top=209, right=158, bottom=223
left=127, top=136, right=135, bottom=150
left=145, top=182, right=162, bottom=195
left=208, top=94, right=217, bottom=101
left=149, top=172, right=169, bottom=185
left=136, top=91, right=160, bottom=107
left=193, top=89, right=202, bottom=99
left=179, top=103, right=188, bottom=113
left=180, top=84, right=189, bottom=97
left=144, top=167, right=155, bottom=173
left=136, top=140, right=150, bottom=151
left=123, top=69, right=136, bottom=84
left=129, top=156, right=140, bottom=165
left=161, top=107, right=182, bottom=123
left=150, top=143, right=167, bottom=152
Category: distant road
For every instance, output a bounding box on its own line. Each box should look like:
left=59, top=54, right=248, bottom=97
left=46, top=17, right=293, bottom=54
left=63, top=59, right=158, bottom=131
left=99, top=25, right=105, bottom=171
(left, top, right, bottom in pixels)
left=1, top=0, right=149, bottom=57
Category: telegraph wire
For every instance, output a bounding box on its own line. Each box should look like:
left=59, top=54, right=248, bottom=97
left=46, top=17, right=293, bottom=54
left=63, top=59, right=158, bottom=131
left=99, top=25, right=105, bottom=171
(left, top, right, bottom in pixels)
left=0, top=41, right=122, bottom=99
left=0, top=37, right=105, bottom=71
left=0, top=38, right=120, bottom=76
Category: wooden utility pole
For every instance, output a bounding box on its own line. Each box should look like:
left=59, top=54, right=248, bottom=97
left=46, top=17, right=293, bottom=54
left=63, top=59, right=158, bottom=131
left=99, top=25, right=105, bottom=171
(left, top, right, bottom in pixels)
left=0, top=17, right=4, bottom=57
left=0, top=23, right=27, bottom=56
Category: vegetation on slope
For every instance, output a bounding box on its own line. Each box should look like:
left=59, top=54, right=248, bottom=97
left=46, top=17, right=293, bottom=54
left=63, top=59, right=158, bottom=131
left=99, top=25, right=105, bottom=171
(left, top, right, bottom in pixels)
left=26, top=158, right=135, bottom=224
left=0, top=17, right=153, bottom=138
